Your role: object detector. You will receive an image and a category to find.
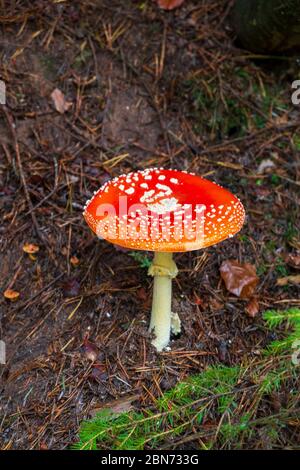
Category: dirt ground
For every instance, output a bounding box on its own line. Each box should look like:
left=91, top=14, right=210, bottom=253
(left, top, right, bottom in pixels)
left=0, top=0, right=299, bottom=450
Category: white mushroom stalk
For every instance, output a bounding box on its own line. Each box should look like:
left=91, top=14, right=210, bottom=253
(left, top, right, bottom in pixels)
left=148, top=252, right=180, bottom=351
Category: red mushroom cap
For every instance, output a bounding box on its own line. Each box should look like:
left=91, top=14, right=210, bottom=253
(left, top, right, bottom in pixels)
left=83, top=168, right=245, bottom=252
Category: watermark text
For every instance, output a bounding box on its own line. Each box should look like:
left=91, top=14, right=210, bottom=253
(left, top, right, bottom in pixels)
left=0, top=80, right=6, bottom=105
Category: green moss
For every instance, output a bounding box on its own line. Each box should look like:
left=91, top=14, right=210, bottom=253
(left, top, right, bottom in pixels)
left=257, top=264, right=268, bottom=276
left=275, top=261, right=288, bottom=277
left=284, top=221, right=298, bottom=242
left=292, top=134, right=300, bottom=150
left=129, top=251, right=152, bottom=269
left=270, top=174, right=280, bottom=185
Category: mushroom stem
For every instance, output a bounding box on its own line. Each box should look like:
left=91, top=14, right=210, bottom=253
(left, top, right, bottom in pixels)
left=148, top=252, right=178, bottom=352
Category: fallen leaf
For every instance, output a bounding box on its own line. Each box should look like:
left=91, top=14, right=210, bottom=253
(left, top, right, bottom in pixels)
left=285, top=253, right=300, bottom=269
left=89, top=394, right=140, bottom=418
left=220, top=260, right=259, bottom=299
left=51, top=88, right=72, bottom=114
left=277, top=275, right=300, bottom=286
left=274, top=114, right=288, bottom=126
left=157, top=0, right=185, bottom=10
left=4, top=289, right=20, bottom=301
left=245, top=298, right=259, bottom=318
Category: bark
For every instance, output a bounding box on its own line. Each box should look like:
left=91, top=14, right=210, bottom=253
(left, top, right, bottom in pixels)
left=232, top=0, right=300, bottom=53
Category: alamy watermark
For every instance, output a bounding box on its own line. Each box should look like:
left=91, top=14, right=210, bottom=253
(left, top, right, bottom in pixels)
left=292, top=339, right=300, bottom=366
left=91, top=198, right=207, bottom=243
left=291, top=80, right=300, bottom=105
left=0, top=80, right=6, bottom=105
left=0, top=340, right=5, bottom=364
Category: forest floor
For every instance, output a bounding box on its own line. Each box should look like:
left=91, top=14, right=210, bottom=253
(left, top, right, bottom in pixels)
left=0, top=0, right=299, bottom=450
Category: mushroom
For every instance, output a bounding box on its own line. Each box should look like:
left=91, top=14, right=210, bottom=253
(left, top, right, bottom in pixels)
left=83, top=168, right=245, bottom=351
left=23, top=243, right=39, bottom=260
left=23, top=243, right=39, bottom=255
left=4, top=289, right=20, bottom=302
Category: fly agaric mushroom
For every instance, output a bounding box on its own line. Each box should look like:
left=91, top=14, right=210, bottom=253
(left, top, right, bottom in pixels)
left=83, top=168, right=245, bottom=351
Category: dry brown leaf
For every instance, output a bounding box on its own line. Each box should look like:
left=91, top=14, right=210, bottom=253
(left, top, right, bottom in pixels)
left=4, top=289, right=20, bottom=301
left=285, top=253, right=300, bottom=269
left=89, top=394, right=140, bottom=418
left=277, top=275, right=300, bottom=286
left=245, top=298, right=259, bottom=318
left=157, top=0, right=185, bottom=10
left=51, top=88, right=72, bottom=114
left=220, top=259, right=259, bottom=299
